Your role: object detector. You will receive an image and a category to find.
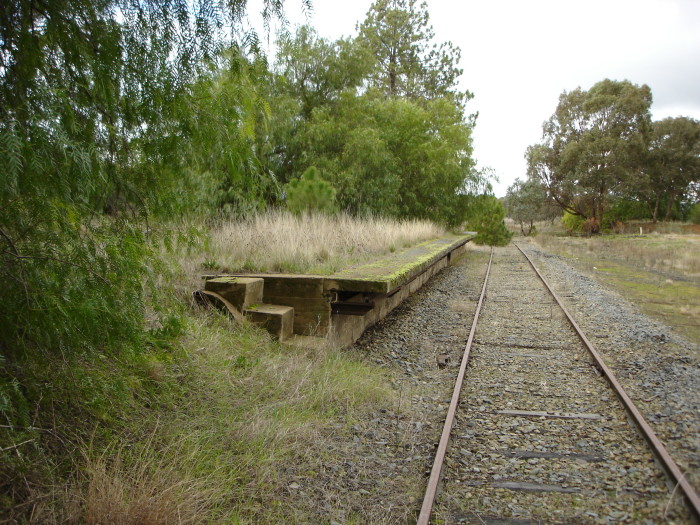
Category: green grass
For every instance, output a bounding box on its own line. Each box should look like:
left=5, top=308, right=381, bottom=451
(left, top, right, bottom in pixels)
left=533, top=233, right=700, bottom=343
left=68, top=305, right=393, bottom=524
left=3, top=213, right=422, bottom=522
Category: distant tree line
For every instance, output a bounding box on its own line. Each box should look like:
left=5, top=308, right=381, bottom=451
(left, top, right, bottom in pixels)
left=506, top=79, right=699, bottom=234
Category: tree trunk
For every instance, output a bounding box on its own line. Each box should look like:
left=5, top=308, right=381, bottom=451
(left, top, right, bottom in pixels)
left=664, top=189, right=677, bottom=221
left=389, top=50, right=397, bottom=97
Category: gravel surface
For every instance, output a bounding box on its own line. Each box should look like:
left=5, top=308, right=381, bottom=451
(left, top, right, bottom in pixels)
left=279, top=241, right=698, bottom=524
left=519, top=240, right=699, bottom=487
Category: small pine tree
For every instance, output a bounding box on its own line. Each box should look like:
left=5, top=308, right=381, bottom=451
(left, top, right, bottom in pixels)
left=466, top=195, right=513, bottom=246
left=285, top=167, right=337, bottom=215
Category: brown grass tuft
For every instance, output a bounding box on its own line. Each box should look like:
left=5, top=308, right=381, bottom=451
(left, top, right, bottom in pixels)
left=67, top=441, right=215, bottom=525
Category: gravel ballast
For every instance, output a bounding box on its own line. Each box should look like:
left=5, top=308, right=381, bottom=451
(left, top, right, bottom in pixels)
left=280, top=241, right=698, bottom=524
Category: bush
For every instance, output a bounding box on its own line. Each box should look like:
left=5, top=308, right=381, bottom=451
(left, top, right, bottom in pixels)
left=465, top=195, right=513, bottom=246
left=689, top=203, right=700, bottom=225
left=606, top=198, right=651, bottom=223
left=562, top=210, right=585, bottom=234
left=284, top=167, right=337, bottom=215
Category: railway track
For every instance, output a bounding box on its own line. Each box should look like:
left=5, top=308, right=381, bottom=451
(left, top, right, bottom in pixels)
left=418, top=244, right=698, bottom=524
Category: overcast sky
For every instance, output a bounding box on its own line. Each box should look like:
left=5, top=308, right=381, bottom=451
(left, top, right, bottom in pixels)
left=250, top=0, right=700, bottom=196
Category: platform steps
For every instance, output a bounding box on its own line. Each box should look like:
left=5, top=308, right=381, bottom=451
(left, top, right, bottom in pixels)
left=201, top=276, right=295, bottom=341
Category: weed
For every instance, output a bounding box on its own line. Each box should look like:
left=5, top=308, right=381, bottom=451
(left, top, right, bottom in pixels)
left=2, top=211, right=433, bottom=521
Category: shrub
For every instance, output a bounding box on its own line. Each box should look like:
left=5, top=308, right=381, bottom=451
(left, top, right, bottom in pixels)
left=606, top=198, right=651, bottom=223
left=562, top=210, right=585, bottom=234
left=285, top=167, right=337, bottom=215
left=689, top=203, right=700, bottom=225
left=466, top=195, right=513, bottom=246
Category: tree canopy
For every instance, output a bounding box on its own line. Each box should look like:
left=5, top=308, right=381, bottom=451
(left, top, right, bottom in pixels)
left=266, top=5, right=479, bottom=226
left=527, top=79, right=653, bottom=232
left=504, top=178, right=559, bottom=235
left=526, top=80, right=699, bottom=229
left=357, top=0, right=466, bottom=103
left=639, top=116, right=700, bottom=222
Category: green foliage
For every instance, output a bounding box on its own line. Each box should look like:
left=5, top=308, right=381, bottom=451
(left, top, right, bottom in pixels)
left=285, top=167, right=337, bottom=214
left=528, top=81, right=699, bottom=226
left=562, top=210, right=585, bottom=234
left=266, top=6, right=479, bottom=227
left=358, top=0, right=467, bottom=103
left=278, top=90, right=476, bottom=225
left=639, top=117, right=700, bottom=222
left=504, top=178, right=559, bottom=235
left=465, top=195, right=513, bottom=246
left=689, top=203, right=700, bottom=225
left=181, top=49, right=280, bottom=217
left=275, top=26, right=372, bottom=120
left=605, top=198, right=652, bottom=223
left=0, top=1, right=289, bottom=517
left=527, top=79, right=653, bottom=226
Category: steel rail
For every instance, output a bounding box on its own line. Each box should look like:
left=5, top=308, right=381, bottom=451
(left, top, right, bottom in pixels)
left=417, top=247, right=494, bottom=525
left=516, top=243, right=700, bottom=520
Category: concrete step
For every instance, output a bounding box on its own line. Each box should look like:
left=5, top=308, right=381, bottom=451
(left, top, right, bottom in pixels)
left=204, top=276, right=263, bottom=311
left=244, top=304, right=294, bottom=341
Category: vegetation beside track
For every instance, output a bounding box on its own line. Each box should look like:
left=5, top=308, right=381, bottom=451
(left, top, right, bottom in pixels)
left=531, top=232, right=700, bottom=344
left=4, top=212, right=447, bottom=522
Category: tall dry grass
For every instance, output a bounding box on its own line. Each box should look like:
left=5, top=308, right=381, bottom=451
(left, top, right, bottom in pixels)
left=67, top=444, right=215, bottom=525
left=534, top=233, right=700, bottom=277
left=204, top=210, right=444, bottom=275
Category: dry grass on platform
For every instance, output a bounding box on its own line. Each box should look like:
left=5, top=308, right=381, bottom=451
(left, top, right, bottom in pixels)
left=203, top=210, right=444, bottom=275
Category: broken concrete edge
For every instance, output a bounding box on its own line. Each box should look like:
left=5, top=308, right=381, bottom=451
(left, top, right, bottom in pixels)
left=194, top=289, right=245, bottom=322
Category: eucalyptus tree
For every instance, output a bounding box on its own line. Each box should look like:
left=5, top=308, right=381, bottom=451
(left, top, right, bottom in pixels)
left=527, top=79, right=652, bottom=232
left=504, top=178, right=559, bottom=235
left=640, top=116, right=700, bottom=221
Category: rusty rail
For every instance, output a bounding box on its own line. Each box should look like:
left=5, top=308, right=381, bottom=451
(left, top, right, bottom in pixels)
left=416, top=247, right=493, bottom=525
left=516, top=243, right=700, bottom=520
left=417, top=244, right=699, bottom=523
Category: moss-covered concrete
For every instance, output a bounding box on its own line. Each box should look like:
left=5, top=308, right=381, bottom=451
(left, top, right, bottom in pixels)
left=325, top=233, right=475, bottom=294
left=203, top=232, right=474, bottom=342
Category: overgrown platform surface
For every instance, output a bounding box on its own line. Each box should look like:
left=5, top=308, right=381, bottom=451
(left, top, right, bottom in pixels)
left=326, top=232, right=475, bottom=294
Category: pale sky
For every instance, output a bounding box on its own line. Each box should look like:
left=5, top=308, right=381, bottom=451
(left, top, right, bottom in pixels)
left=250, top=0, right=700, bottom=196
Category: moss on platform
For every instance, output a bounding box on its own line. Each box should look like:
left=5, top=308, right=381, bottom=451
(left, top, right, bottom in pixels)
left=326, top=233, right=475, bottom=293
